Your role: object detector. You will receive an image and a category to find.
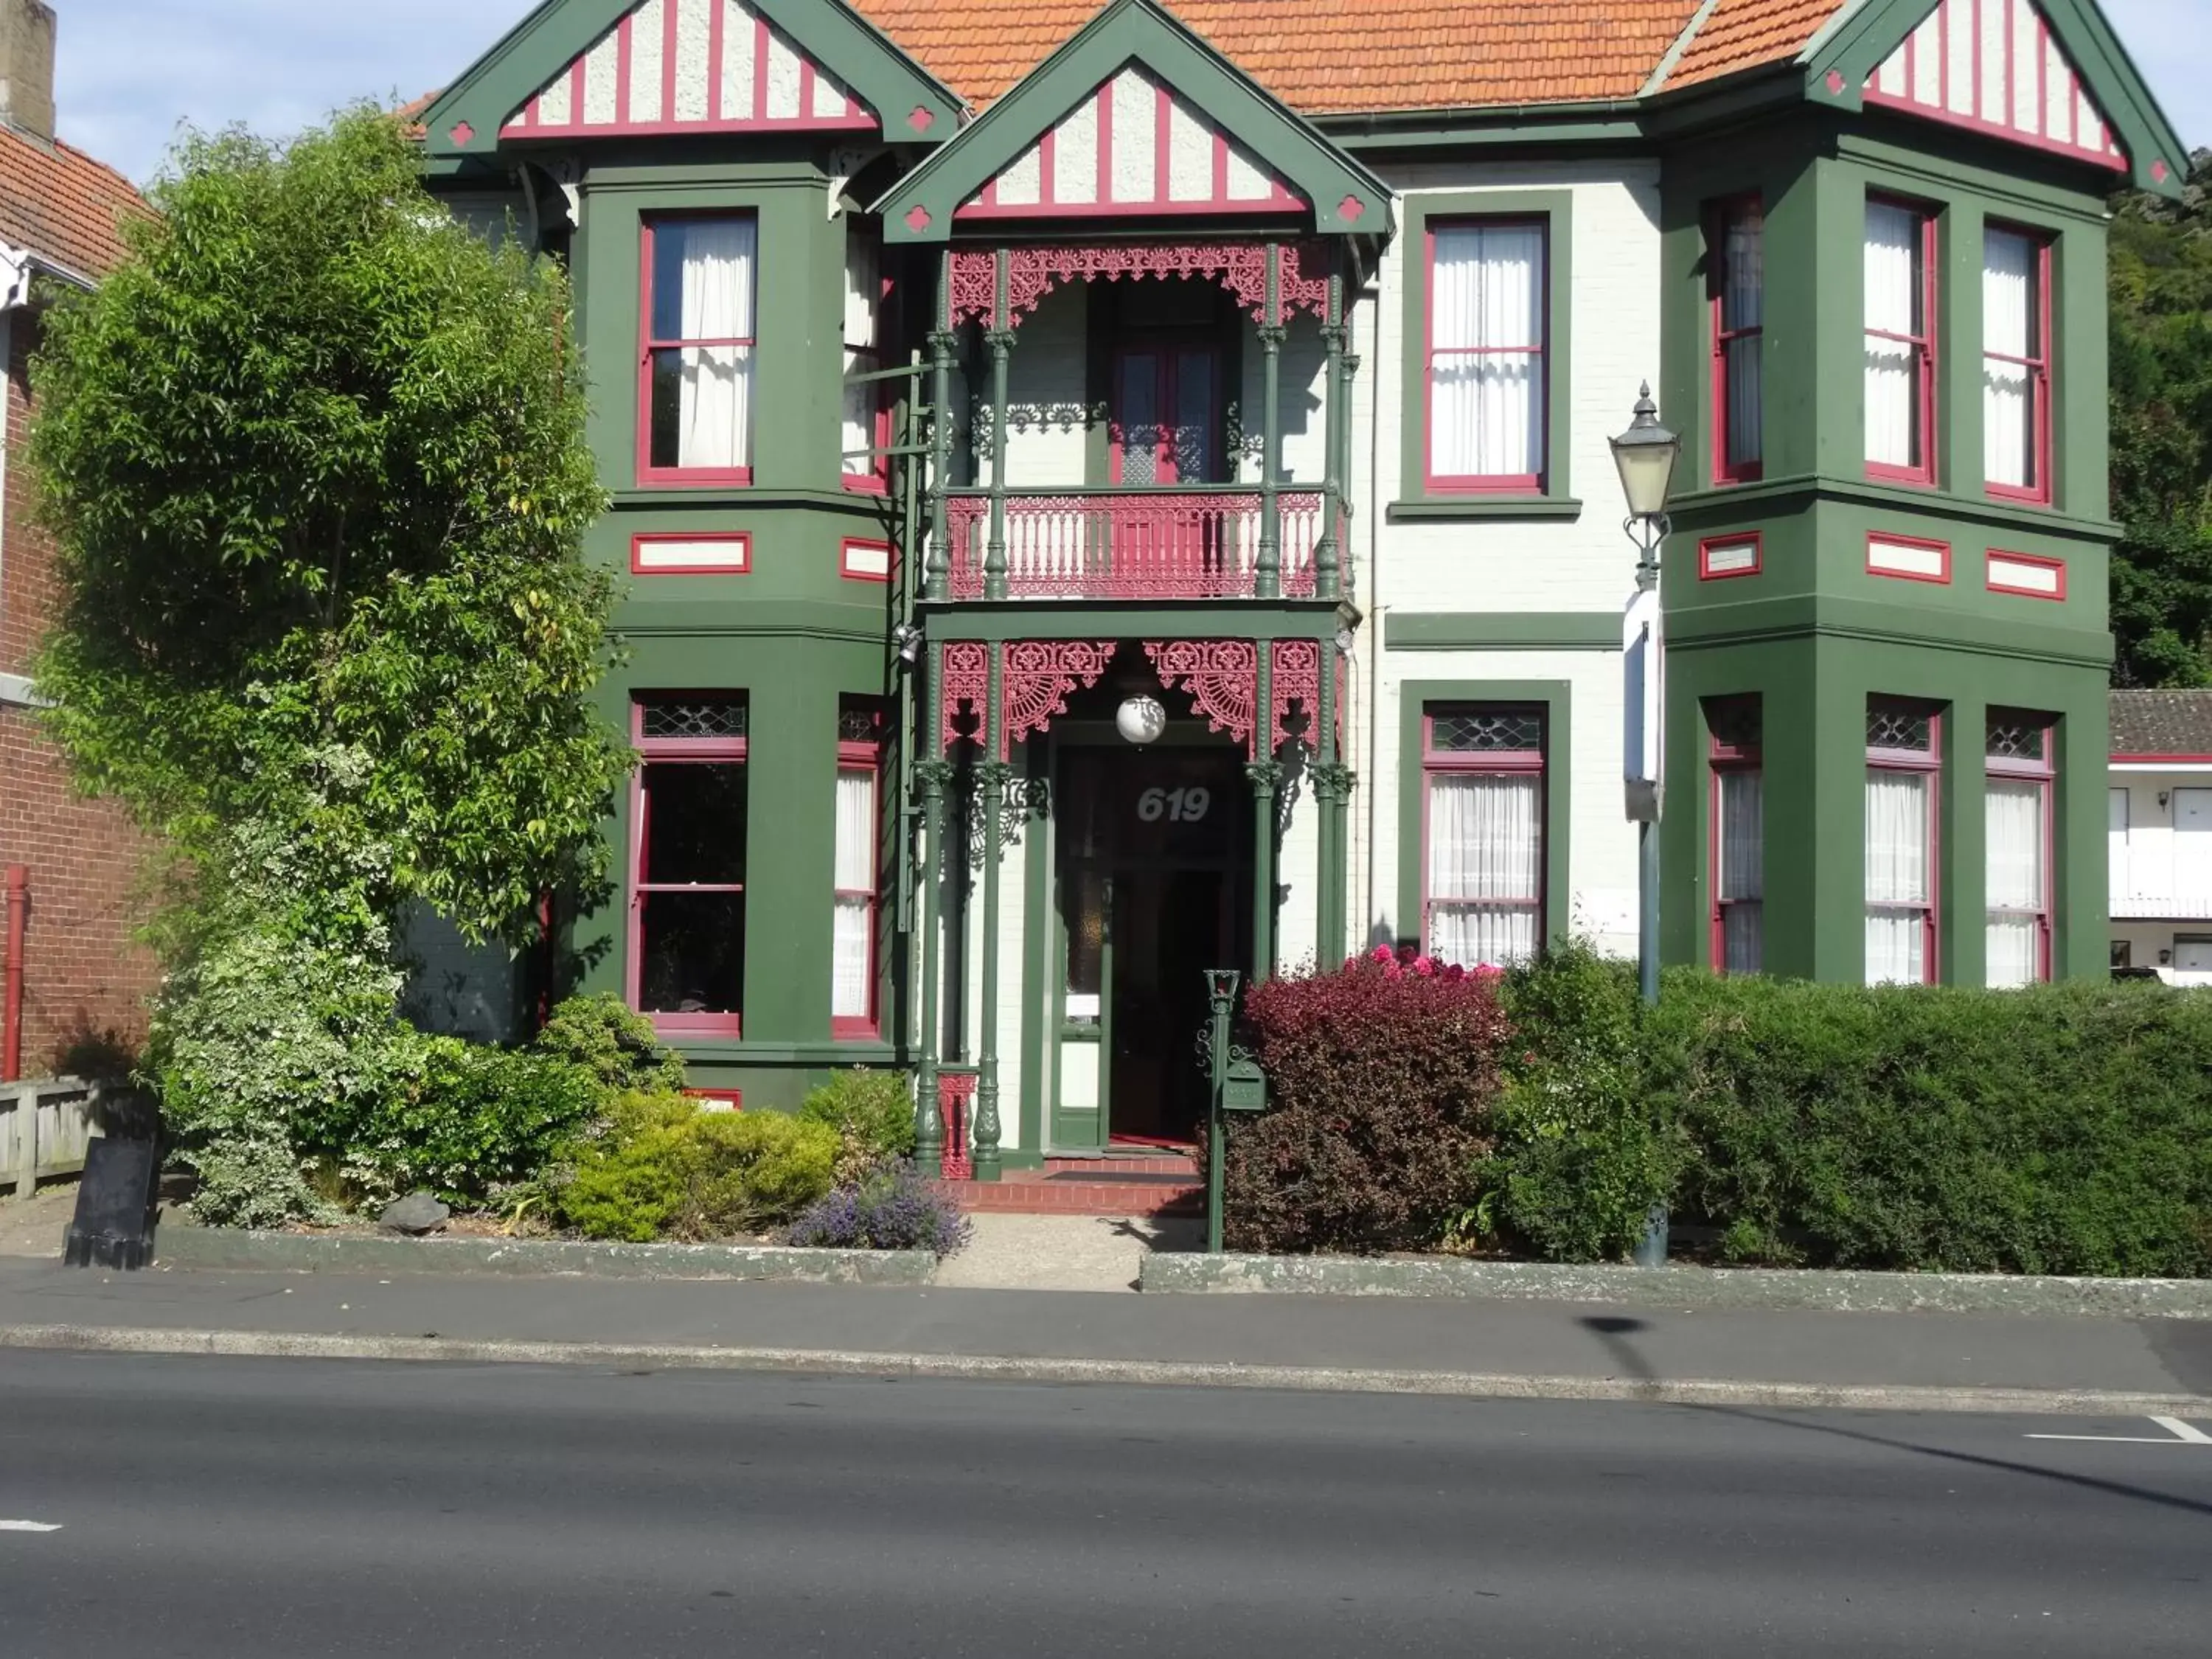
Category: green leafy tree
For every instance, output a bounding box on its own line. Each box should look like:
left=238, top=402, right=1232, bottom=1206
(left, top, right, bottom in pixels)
left=2108, top=148, right=2212, bottom=687
left=28, top=107, right=627, bottom=937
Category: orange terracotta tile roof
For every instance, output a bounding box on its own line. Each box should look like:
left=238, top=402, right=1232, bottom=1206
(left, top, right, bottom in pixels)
left=0, top=125, right=149, bottom=281
left=851, top=0, right=1732, bottom=114
left=1662, top=0, right=1844, bottom=92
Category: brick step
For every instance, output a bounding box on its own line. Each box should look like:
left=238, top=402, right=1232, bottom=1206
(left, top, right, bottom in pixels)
left=1017, top=1155, right=1200, bottom=1178
left=957, top=1177, right=1203, bottom=1217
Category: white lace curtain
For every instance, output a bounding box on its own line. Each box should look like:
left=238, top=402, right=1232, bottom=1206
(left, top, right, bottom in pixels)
left=830, top=768, right=875, bottom=1019
left=1865, top=767, right=1930, bottom=984
left=1430, top=225, right=1545, bottom=480
left=1864, top=202, right=1921, bottom=470
left=1717, top=769, right=1764, bottom=973
left=841, top=225, right=881, bottom=482
left=1983, top=227, right=2036, bottom=490
left=1722, top=206, right=1764, bottom=471
left=1427, top=772, right=1541, bottom=967
left=1986, top=778, right=2045, bottom=987
left=672, top=218, right=755, bottom=470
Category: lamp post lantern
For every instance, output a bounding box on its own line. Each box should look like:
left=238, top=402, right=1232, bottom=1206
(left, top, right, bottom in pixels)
left=1610, top=383, right=1680, bottom=1013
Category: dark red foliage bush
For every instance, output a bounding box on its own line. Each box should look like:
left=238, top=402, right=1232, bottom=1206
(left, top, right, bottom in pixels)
left=1222, top=947, right=1512, bottom=1253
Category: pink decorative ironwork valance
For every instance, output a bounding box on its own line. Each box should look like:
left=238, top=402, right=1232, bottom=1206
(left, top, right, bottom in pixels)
left=948, top=241, right=1333, bottom=329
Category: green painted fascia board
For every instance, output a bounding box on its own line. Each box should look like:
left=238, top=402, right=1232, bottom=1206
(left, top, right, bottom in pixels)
left=1667, top=593, right=2114, bottom=668
left=921, top=602, right=1341, bottom=643
left=872, top=0, right=1392, bottom=243
left=1396, top=680, right=1573, bottom=953
left=616, top=599, right=892, bottom=638
left=1397, top=189, right=1575, bottom=511
left=1314, top=103, right=1647, bottom=153
left=421, top=0, right=961, bottom=161
left=1385, top=613, right=1618, bottom=651
left=1666, top=472, right=2121, bottom=545
left=1802, top=0, right=2188, bottom=197
left=1385, top=498, right=1585, bottom=523
left=1830, top=130, right=2112, bottom=220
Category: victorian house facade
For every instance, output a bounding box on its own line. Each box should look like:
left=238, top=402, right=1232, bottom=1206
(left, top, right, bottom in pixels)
left=420, top=0, right=2183, bottom=1169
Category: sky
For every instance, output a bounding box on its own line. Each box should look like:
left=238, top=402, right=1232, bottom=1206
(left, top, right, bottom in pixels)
left=39, top=0, right=2212, bottom=187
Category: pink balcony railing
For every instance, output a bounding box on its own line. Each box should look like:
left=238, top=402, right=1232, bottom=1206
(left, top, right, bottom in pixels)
left=942, top=489, right=1321, bottom=599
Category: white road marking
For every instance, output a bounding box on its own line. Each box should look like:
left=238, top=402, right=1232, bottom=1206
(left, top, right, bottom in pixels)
left=0, top=1520, right=62, bottom=1532
left=2027, top=1416, right=2212, bottom=1444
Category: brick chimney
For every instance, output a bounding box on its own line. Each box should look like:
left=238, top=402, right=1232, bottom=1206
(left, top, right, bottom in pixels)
left=0, top=0, right=55, bottom=145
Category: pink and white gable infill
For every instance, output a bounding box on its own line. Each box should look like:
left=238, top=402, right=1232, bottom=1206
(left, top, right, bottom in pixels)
left=1863, top=0, right=2126, bottom=170
left=502, top=0, right=877, bottom=137
left=959, top=64, right=1304, bottom=221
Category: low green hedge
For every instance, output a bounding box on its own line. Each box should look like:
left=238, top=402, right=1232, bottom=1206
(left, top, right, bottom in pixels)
left=1486, top=948, right=2212, bottom=1276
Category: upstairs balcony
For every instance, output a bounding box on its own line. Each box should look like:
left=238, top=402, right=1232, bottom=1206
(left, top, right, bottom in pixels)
left=942, top=487, right=1324, bottom=601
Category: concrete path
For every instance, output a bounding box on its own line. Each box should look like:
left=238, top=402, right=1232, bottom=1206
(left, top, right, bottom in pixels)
left=0, top=1181, right=74, bottom=1257
left=934, top=1211, right=1201, bottom=1291
left=2, top=1352, right=2208, bottom=1656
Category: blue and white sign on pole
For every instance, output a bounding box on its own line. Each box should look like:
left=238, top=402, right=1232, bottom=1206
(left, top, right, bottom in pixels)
left=1623, top=583, right=1663, bottom=824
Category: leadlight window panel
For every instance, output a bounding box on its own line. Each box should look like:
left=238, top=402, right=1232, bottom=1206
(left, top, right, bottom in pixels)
left=1430, top=708, right=1545, bottom=755
left=641, top=698, right=749, bottom=741
left=838, top=703, right=887, bottom=745
left=1985, top=713, right=2051, bottom=765
left=1708, top=696, right=1763, bottom=759
left=1866, top=704, right=1933, bottom=754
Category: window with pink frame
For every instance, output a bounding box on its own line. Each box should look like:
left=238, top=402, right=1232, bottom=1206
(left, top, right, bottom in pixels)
left=831, top=699, right=888, bottom=1037
left=1984, top=712, right=2055, bottom=987
left=1422, top=706, right=1545, bottom=968
left=1425, top=220, right=1547, bottom=493
left=1983, top=225, right=2052, bottom=504
left=1864, top=198, right=1937, bottom=486
left=1708, top=697, right=1763, bottom=975
left=1712, top=198, right=1764, bottom=484
left=841, top=220, right=893, bottom=493
left=1865, top=698, right=1941, bottom=985
left=640, top=215, right=757, bottom=485
left=630, top=696, right=748, bottom=1036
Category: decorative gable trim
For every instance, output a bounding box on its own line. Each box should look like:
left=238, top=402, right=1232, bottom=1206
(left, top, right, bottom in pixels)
left=504, top=0, right=876, bottom=137
left=1805, top=0, right=2187, bottom=195
left=959, top=63, right=1304, bottom=222
left=873, top=0, right=1389, bottom=243
left=421, top=0, right=961, bottom=159
left=1862, top=0, right=2123, bottom=170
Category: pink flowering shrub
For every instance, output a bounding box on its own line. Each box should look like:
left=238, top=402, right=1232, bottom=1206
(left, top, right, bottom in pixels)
left=1222, top=945, right=1512, bottom=1253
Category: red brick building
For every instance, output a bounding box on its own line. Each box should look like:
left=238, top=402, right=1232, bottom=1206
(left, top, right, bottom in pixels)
left=0, top=0, right=157, bottom=1078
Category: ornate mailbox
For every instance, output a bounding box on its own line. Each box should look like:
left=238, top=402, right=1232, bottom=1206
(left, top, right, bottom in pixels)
left=1222, top=1057, right=1268, bottom=1113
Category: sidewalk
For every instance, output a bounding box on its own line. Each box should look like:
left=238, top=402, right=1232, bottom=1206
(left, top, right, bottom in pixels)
left=2, top=1253, right=2209, bottom=1416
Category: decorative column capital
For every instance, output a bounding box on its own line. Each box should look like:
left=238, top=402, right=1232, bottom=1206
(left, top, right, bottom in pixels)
left=1343, top=352, right=1363, bottom=377
left=1310, top=762, right=1358, bottom=804
left=1254, top=323, right=1288, bottom=350
left=975, top=759, right=1018, bottom=792
left=1244, top=760, right=1287, bottom=793
left=984, top=327, right=1017, bottom=355
left=927, top=327, right=959, bottom=355
left=914, top=758, right=956, bottom=793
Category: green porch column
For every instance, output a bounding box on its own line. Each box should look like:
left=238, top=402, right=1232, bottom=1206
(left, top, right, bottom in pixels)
left=1254, top=244, right=1284, bottom=601
left=973, top=645, right=1006, bottom=1180
left=1247, top=643, right=1279, bottom=976
left=1338, top=336, right=1361, bottom=603
left=984, top=250, right=1012, bottom=604
left=1312, top=644, right=1353, bottom=967
left=1316, top=256, right=1346, bottom=602
left=925, top=250, right=954, bottom=605
left=912, top=651, right=949, bottom=1167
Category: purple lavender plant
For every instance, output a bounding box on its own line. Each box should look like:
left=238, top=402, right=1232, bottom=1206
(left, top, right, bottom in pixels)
left=787, top=1161, right=973, bottom=1255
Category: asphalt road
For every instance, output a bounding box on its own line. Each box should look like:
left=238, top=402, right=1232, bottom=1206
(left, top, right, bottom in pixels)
left=0, top=1353, right=2207, bottom=1657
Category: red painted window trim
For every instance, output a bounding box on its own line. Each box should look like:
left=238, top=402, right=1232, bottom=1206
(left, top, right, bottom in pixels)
left=1698, top=531, right=1764, bottom=581
left=839, top=537, right=894, bottom=584
left=1707, top=697, right=1761, bottom=975
left=1109, top=338, right=1221, bottom=485
left=630, top=532, right=751, bottom=576
left=832, top=700, right=889, bottom=1040
left=1865, top=195, right=1938, bottom=489
left=1423, top=218, right=1548, bottom=495
left=1865, top=530, right=1952, bottom=585
left=1985, top=711, right=2056, bottom=986
left=628, top=695, right=748, bottom=1039
left=1418, top=706, right=1546, bottom=963
left=1711, top=196, right=1764, bottom=486
left=1866, top=700, right=1941, bottom=986
left=1984, top=548, right=2066, bottom=600
left=1983, top=223, right=2053, bottom=506
left=842, top=222, right=894, bottom=495
left=637, top=214, right=757, bottom=488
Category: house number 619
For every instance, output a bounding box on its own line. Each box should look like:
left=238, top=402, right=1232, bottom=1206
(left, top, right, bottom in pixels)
left=1138, top=787, right=1211, bottom=824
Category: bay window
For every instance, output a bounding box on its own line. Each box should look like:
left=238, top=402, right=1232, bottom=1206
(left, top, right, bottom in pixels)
left=641, top=215, right=757, bottom=483
left=1865, top=199, right=1935, bottom=484
left=1865, top=700, right=1939, bottom=985
left=1425, top=222, right=1547, bottom=491
left=841, top=222, right=890, bottom=492
left=1708, top=698, right=1764, bottom=974
left=630, top=697, right=750, bottom=1035
left=1984, top=713, right=2054, bottom=987
left=1714, top=200, right=1764, bottom=483
left=1983, top=226, right=2051, bottom=501
left=1422, top=706, right=1545, bottom=967
left=832, top=700, right=886, bottom=1037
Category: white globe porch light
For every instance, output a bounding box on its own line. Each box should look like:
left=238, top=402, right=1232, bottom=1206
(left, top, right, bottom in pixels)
left=1116, top=695, right=1167, bottom=745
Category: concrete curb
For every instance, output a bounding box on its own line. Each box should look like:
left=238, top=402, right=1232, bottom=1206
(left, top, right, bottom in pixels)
left=1138, top=1253, right=2212, bottom=1318
left=3, top=1322, right=2208, bottom=1419
left=152, top=1226, right=935, bottom=1286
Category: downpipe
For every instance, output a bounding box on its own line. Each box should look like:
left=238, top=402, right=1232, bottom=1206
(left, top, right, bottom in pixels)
left=3, top=865, right=24, bottom=1083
